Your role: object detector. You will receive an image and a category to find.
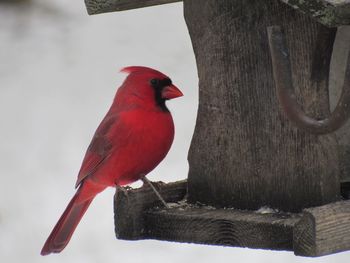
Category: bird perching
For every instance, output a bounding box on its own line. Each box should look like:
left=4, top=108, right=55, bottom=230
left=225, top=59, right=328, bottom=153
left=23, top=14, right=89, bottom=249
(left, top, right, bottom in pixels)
left=41, top=66, right=183, bottom=255
left=78, top=0, right=350, bottom=257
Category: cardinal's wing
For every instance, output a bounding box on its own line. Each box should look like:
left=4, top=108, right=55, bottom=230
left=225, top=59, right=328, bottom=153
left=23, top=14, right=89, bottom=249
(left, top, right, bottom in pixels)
left=75, top=115, right=117, bottom=188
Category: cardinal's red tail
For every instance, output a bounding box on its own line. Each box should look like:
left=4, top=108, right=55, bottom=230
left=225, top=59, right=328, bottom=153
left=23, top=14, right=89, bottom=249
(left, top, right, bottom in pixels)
left=41, top=188, right=93, bottom=256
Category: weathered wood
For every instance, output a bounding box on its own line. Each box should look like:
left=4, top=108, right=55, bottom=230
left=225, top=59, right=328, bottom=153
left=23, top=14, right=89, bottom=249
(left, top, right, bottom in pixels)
left=84, top=0, right=181, bottom=15
left=294, top=200, right=350, bottom=257
left=331, top=26, right=350, bottom=183
left=185, top=0, right=340, bottom=212
left=114, top=180, right=186, bottom=239
left=115, top=181, right=350, bottom=256
left=268, top=26, right=350, bottom=134
left=114, top=180, right=301, bottom=250
left=84, top=0, right=350, bottom=26
left=280, top=0, right=350, bottom=27
left=145, top=206, right=300, bottom=251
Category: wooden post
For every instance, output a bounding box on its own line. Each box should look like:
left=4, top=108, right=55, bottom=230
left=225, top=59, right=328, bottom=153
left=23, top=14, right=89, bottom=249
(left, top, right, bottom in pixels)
left=185, top=0, right=340, bottom=212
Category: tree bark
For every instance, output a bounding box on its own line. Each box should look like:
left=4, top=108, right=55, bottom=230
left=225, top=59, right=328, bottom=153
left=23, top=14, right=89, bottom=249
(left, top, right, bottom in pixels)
left=184, top=0, right=340, bottom=212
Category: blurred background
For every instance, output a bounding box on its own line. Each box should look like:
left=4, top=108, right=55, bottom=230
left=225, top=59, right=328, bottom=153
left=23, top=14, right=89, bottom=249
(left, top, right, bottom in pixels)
left=0, top=0, right=349, bottom=262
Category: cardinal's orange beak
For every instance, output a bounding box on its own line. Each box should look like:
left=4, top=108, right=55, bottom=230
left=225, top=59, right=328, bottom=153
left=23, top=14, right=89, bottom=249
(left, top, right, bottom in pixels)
left=161, top=84, right=183, bottom=100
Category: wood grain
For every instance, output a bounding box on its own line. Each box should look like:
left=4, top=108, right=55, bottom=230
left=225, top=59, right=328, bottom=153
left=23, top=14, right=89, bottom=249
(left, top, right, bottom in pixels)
left=114, top=180, right=301, bottom=250
left=84, top=0, right=181, bottom=15
left=114, top=180, right=187, bottom=239
left=184, top=0, right=340, bottom=212
left=84, top=0, right=350, bottom=26
left=114, top=180, right=350, bottom=256
left=331, top=27, right=350, bottom=184
left=267, top=26, right=346, bottom=134
left=294, top=200, right=350, bottom=256
left=145, top=206, right=301, bottom=251
left=279, top=0, right=350, bottom=26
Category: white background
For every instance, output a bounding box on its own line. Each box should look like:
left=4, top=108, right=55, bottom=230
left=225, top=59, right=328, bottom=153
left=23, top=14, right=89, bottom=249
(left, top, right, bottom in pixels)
left=0, top=0, right=349, bottom=262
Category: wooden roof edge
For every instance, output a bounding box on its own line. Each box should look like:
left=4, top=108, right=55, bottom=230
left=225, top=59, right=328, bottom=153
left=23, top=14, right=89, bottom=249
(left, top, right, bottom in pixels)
left=84, top=0, right=182, bottom=15
left=84, top=0, right=350, bottom=26
left=280, top=0, right=350, bottom=27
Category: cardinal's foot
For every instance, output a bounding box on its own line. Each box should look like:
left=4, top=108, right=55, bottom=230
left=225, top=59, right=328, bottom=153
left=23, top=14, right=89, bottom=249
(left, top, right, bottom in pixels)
left=141, top=177, right=169, bottom=209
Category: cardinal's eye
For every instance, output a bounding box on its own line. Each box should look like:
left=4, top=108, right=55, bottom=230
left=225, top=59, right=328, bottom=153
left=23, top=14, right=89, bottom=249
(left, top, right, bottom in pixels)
left=150, top=78, right=159, bottom=86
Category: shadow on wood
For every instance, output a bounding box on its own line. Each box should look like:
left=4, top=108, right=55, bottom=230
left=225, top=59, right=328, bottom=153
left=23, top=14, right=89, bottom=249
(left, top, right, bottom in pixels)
left=114, top=180, right=350, bottom=257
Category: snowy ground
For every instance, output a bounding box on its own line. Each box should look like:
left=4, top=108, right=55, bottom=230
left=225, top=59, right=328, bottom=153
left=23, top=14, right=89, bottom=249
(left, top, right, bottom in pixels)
left=0, top=1, right=349, bottom=262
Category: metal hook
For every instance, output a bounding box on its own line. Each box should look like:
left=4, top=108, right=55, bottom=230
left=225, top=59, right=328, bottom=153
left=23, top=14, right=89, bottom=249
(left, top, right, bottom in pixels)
left=267, top=26, right=350, bottom=134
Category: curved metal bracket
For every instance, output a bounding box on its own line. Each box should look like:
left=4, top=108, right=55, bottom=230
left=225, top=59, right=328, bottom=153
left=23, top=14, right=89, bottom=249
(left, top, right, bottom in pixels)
left=267, top=26, right=350, bottom=134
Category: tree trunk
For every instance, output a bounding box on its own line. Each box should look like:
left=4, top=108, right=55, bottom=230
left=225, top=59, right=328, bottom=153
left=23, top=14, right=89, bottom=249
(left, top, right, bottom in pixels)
left=184, top=0, right=340, bottom=212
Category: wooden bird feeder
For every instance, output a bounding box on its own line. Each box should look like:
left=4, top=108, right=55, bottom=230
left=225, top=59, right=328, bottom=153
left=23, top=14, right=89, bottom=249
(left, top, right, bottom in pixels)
left=84, top=0, right=350, bottom=257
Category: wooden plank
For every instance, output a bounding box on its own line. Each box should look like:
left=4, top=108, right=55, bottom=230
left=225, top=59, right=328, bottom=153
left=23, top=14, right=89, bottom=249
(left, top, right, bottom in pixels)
left=84, top=0, right=181, bottom=15
left=114, top=180, right=187, bottom=239
left=294, top=200, right=350, bottom=257
left=114, top=180, right=301, bottom=250
left=115, top=180, right=350, bottom=256
left=145, top=206, right=301, bottom=251
left=280, top=0, right=350, bottom=26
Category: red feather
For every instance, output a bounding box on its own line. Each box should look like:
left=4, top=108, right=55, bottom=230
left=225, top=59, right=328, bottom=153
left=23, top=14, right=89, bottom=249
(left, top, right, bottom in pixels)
left=120, top=65, right=164, bottom=75
left=41, top=66, right=183, bottom=255
left=41, top=187, right=93, bottom=255
left=75, top=115, right=116, bottom=188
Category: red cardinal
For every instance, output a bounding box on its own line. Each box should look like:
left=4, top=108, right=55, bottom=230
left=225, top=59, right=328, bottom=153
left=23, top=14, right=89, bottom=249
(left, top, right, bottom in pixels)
left=41, top=66, right=183, bottom=255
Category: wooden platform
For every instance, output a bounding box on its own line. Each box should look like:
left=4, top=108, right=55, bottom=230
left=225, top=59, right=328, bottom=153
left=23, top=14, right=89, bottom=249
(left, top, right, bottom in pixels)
left=114, top=180, right=350, bottom=257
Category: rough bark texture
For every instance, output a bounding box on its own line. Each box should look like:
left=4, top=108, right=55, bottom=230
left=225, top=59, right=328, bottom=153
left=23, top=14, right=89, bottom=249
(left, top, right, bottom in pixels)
left=185, top=0, right=340, bottom=212
left=294, top=200, right=350, bottom=256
